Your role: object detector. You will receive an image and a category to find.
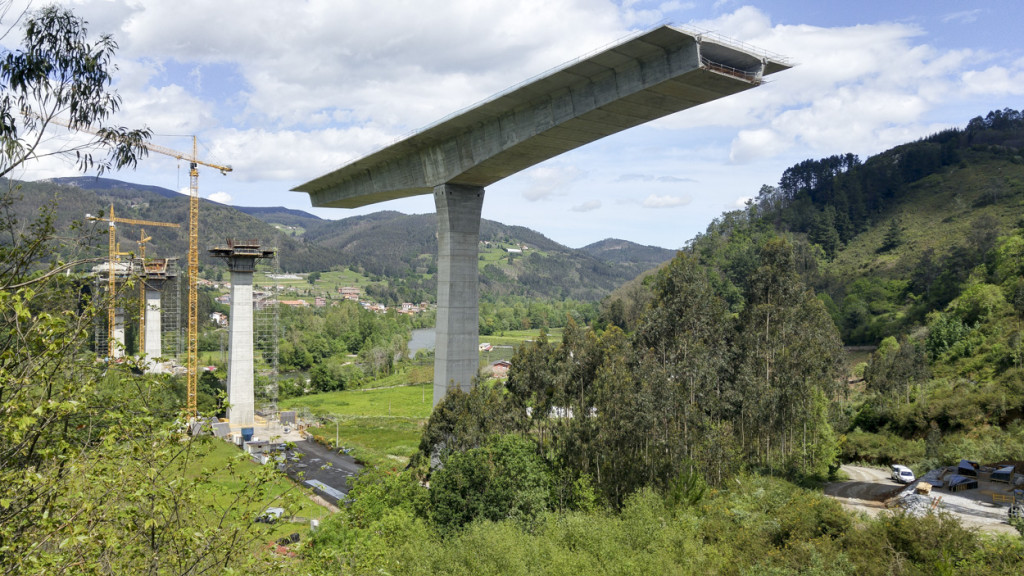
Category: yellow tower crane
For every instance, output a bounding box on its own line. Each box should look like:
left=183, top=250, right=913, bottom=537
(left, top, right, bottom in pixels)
left=139, top=138, right=232, bottom=417
left=39, top=116, right=233, bottom=417
left=87, top=204, right=178, bottom=359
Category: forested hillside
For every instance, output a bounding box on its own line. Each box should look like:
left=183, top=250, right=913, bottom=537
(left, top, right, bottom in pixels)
left=9, top=178, right=674, bottom=301
left=8, top=177, right=336, bottom=273
left=597, top=108, right=1024, bottom=468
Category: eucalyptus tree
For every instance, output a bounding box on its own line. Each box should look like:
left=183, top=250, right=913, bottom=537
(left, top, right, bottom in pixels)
left=732, top=238, right=843, bottom=477
left=630, top=253, right=732, bottom=481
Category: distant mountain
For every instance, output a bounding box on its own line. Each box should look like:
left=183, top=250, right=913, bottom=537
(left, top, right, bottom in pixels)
left=45, top=176, right=182, bottom=199
left=580, top=238, right=677, bottom=266
left=235, top=205, right=322, bottom=228
left=11, top=177, right=673, bottom=301
left=10, top=177, right=335, bottom=273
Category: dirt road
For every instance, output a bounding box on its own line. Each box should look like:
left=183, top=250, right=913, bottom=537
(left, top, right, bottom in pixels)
left=824, top=465, right=899, bottom=516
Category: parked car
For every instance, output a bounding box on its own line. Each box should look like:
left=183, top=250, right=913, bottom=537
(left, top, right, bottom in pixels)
left=255, top=506, right=285, bottom=524
left=891, top=464, right=915, bottom=484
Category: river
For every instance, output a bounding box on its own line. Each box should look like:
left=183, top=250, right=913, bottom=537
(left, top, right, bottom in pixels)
left=407, top=327, right=435, bottom=358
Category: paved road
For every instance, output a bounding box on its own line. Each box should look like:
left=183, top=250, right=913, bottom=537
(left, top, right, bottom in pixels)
left=279, top=439, right=363, bottom=506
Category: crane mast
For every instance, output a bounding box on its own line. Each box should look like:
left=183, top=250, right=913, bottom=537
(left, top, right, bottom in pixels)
left=188, top=141, right=201, bottom=417
left=87, top=204, right=178, bottom=360
left=150, top=137, right=231, bottom=417
left=46, top=115, right=232, bottom=416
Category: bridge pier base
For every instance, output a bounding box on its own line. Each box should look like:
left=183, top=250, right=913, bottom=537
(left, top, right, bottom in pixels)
left=433, top=183, right=484, bottom=406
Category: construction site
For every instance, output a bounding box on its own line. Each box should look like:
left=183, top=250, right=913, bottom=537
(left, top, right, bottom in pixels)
left=73, top=131, right=291, bottom=440
left=826, top=462, right=1024, bottom=534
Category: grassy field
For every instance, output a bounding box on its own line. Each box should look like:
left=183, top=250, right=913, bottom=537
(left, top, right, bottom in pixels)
left=480, top=328, right=561, bottom=347
left=306, top=416, right=425, bottom=469
left=284, top=383, right=433, bottom=419
left=187, top=437, right=330, bottom=540
left=273, top=328, right=545, bottom=468
left=279, top=384, right=433, bottom=468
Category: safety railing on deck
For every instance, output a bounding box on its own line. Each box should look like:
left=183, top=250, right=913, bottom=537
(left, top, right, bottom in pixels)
left=699, top=55, right=763, bottom=85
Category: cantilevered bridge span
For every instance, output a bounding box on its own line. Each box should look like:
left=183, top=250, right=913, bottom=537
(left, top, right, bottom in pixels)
left=295, top=25, right=790, bottom=406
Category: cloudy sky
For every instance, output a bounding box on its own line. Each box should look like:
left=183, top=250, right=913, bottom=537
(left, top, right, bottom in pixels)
left=5, top=0, right=1024, bottom=249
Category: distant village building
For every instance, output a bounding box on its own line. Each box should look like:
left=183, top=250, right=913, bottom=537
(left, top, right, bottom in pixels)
left=339, top=286, right=360, bottom=301
left=315, top=297, right=327, bottom=307
left=491, top=360, right=511, bottom=379
left=399, top=302, right=420, bottom=314
left=254, top=296, right=277, bottom=311
left=210, top=312, right=228, bottom=327
left=215, top=294, right=231, bottom=305
left=279, top=299, right=309, bottom=308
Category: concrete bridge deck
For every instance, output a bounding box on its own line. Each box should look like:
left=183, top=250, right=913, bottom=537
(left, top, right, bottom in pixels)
left=295, top=25, right=790, bottom=406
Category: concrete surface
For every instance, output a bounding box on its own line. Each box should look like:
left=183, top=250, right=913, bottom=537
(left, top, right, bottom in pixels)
left=432, top=184, right=484, bottom=405
left=279, top=439, right=362, bottom=506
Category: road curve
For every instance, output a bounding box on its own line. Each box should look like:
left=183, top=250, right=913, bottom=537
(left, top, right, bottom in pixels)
left=825, top=465, right=901, bottom=504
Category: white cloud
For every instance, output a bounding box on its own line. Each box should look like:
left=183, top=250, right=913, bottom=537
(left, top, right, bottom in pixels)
left=942, top=9, right=982, bottom=24
left=207, top=191, right=232, bottom=204
left=106, top=0, right=628, bottom=132
left=673, top=6, right=1017, bottom=163
left=521, top=165, right=584, bottom=202
left=642, top=194, right=691, bottom=208
left=961, top=65, right=1024, bottom=96
left=616, top=173, right=697, bottom=183
left=572, top=200, right=602, bottom=212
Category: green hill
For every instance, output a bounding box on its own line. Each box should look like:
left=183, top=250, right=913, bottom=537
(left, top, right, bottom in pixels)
left=646, top=107, right=1024, bottom=467
left=7, top=177, right=674, bottom=302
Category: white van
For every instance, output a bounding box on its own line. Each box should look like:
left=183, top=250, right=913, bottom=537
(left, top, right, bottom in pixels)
left=890, top=464, right=915, bottom=484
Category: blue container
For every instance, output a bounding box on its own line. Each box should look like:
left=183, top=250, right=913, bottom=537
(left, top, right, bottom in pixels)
left=241, top=427, right=254, bottom=442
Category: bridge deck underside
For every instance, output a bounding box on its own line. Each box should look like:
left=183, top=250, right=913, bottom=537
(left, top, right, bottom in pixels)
left=296, top=25, right=788, bottom=208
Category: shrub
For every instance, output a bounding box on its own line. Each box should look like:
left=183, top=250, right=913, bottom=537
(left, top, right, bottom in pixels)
left=430, top=434, right=551, bottom=534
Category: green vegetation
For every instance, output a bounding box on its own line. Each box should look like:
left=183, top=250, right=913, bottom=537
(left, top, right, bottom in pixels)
left=305, top=468, right=1024, bottom=575
left=283, top=384, right=433, bottom=419
left=6, top=3, right=1024, bottom=570
left=0, top=9, right=314, bottom=572
left=302, top=111, right=1024, bottom=572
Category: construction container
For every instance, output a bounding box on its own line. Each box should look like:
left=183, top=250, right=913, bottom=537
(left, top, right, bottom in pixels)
left=242, top=427, right=254, bottom=442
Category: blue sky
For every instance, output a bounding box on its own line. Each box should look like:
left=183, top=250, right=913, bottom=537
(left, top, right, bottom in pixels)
left=6, top=0, right=1024, bottom=249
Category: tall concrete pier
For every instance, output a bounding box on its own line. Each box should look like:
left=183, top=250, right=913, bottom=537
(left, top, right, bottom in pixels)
left=210, top=241, right=275, bottom=427
left=433, top=184, right=485, bottom=401
left=144, top=286, right=161, bottom=358
left=140, top=258, right=177, bottom=372
left=112, top=306, right=126, bottom=359
left=295, top=25, right=790, bottom=406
